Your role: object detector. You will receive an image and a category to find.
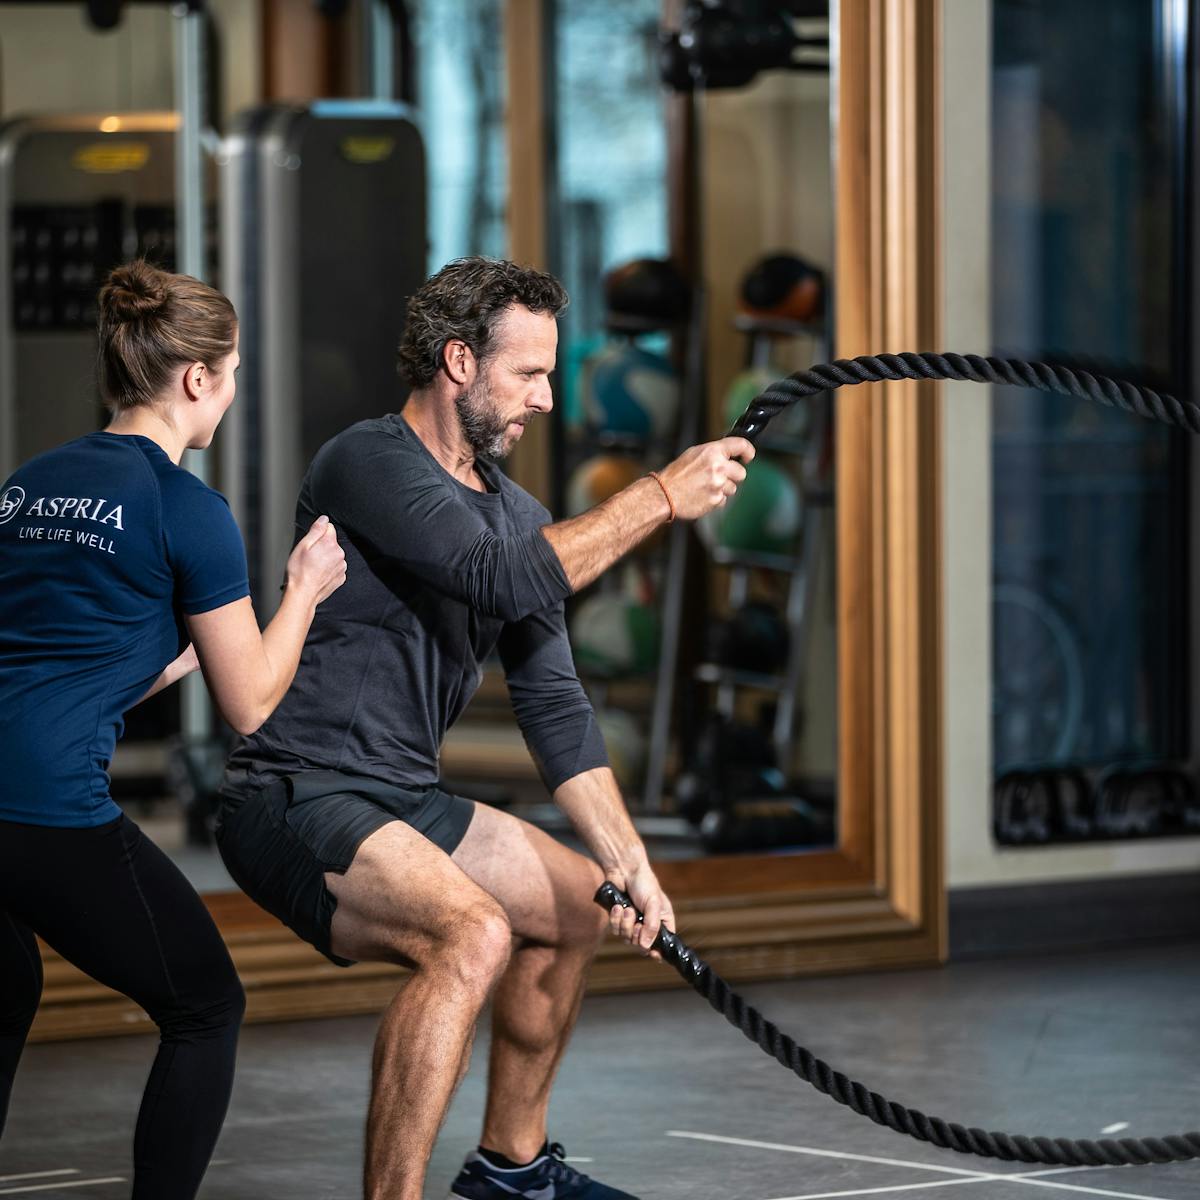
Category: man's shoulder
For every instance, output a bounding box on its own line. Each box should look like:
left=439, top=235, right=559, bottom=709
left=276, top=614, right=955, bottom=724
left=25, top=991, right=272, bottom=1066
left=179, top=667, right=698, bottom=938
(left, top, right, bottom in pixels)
left=493, top=469, right=553, bottom=526
left=319, top=413, right=408, bottom=455
left=312, top=414, right=432, bottom=479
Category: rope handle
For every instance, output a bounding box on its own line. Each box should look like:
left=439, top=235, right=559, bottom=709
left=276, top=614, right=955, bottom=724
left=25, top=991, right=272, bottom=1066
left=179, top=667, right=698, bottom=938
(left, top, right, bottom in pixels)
left=595, top=881, right=700, bottom=974
left=593, top=883, right=1200, bottom=1167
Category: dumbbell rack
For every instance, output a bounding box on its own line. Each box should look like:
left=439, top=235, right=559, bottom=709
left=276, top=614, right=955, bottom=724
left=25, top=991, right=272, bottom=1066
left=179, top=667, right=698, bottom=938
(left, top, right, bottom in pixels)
left=691, top=313, right=832, bottom=771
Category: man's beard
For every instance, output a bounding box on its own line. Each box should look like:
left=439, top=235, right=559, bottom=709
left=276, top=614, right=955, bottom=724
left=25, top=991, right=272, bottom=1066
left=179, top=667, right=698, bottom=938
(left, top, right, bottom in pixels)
left=454, top=374, right=522, bottom=460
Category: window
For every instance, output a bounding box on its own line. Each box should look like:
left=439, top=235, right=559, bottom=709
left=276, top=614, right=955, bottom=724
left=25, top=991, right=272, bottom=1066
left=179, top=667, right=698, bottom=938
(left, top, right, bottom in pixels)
left=412, top=0, right=509, bottom=269
left=991, top=0, right=1188, bottom=774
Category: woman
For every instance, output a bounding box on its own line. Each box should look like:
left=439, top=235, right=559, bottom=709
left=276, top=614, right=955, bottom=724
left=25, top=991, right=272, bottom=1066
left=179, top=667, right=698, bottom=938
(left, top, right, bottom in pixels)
left=0, top=260, right=346, bottom=1198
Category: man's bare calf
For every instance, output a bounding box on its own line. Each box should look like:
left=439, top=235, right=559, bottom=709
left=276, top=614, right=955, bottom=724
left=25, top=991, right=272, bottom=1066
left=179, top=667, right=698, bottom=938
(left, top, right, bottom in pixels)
left=326, top=821, right=513, bottom=1200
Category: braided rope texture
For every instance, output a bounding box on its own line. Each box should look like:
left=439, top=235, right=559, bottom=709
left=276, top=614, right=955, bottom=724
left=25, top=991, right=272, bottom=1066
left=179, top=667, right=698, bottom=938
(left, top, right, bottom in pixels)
left=680, top=954, right=1200, bottom=1166
left=713, top=353, right=1200, bottom=1164
left=728, top=352, right=1200, bottom=437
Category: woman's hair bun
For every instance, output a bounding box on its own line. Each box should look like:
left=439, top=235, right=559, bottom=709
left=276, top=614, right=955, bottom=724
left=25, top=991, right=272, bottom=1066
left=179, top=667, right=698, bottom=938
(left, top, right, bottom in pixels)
left=100, top=260, right=169, bottom=322
left=96, top=259, right=236, bottom=412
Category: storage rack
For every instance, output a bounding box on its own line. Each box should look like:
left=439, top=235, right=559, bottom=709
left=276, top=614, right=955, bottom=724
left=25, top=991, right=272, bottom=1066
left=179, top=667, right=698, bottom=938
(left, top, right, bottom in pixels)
left=689, top=312, right=832, bottom=773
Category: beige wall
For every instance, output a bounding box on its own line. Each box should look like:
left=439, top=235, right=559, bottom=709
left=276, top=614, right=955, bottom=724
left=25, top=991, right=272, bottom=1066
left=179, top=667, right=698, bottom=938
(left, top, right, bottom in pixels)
left=941, top=0, right=1200, bottom=887
left=0, top=2, right=260, bottom=126
left=213, top=0, right=263, bottom=122
left=0, top=5, right=172, bottom=116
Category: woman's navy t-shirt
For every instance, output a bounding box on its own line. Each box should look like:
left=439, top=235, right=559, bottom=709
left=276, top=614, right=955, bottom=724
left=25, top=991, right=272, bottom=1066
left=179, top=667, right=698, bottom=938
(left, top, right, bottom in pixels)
left=0, top=431, right=249, bottom=827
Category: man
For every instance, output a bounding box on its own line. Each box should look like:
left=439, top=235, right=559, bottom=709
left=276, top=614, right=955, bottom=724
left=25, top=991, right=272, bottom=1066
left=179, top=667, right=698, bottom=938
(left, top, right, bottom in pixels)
left=216, top=257, right=753, bottom=1200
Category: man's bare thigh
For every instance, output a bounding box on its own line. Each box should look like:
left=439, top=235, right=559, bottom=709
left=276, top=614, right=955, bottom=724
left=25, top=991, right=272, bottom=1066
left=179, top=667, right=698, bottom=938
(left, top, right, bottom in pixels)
left=450, top=803, right=603, bottom=946
left=325, top=818, right=498, bottom=965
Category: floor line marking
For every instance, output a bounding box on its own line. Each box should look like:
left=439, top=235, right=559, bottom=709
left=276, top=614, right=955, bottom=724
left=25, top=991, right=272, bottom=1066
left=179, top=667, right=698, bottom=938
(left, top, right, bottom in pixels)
left=1013, top=1172, right=1113, bottom=1180
left=0, top=1176, right=78, bottom=1186
left=0, top=1180, right=125, bottom=1196
left=1102, top=1125, right=1130, bottom=1137
left=666, top=1132, right=1173, bottom=1200
left=1004, top=1177, right=1170, bottom=1200
left=762, top=1171, right=1173, bottom=1200
left=665, top=1131, right=1011, bottom=1179
left=761, top=1167, right=1098, bottom=1200
left=763, top=1176, right=1003, bottom=1199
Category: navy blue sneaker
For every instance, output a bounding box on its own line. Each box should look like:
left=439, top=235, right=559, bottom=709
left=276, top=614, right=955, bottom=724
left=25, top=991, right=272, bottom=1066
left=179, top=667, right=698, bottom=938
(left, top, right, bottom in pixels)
left=448, top=1142, right=638, bottom=1199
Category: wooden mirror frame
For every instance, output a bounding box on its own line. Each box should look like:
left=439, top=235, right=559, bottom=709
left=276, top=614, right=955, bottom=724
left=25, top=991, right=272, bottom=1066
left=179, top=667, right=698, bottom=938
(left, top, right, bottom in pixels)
left=504, top=0, right=946, bottom=990
left=32, top=0, right=945, bottom=1041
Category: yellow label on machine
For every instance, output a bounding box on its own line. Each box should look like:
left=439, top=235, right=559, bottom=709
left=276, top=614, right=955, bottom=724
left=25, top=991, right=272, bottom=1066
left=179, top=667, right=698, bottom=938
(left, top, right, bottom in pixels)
left=73, top=142, right=151, bottom=174
left=340, top=136, right=395, bottom=165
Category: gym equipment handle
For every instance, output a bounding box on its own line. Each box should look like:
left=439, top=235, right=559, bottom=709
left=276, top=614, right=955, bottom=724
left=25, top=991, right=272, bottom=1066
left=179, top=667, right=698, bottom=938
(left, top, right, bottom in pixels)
left=593, top=882, right=703, bottom=976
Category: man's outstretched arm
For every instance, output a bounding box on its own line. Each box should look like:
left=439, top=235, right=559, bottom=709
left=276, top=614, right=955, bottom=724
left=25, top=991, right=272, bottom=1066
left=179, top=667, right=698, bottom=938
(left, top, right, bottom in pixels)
left=314, top=433, right=754, bottom=623
left=541, top=437, right=754, bottom=594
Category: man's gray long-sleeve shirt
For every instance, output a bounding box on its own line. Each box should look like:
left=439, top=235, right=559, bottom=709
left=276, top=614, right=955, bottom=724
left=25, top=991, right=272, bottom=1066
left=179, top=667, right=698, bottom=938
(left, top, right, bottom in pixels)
left=228, top=414, right=608, bottom=792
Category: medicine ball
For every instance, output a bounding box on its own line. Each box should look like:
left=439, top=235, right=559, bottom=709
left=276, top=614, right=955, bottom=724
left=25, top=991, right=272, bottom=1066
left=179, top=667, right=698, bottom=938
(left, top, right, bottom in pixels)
left=566, top=454, right=644, bottom=516
left=723, top=364, right=812, bottom=442
left=595, top=707, right=648, bottom=793
left=738, top=253, right=825, bottom=324
left=707, top=601, right=789, bottom=675
left=604, top=258, right=691, bottom=328
left=580, top=342, right=679, bottom=441
left=698, top=455, right=802, bottom=557
left=571, top=590, right=660, bottom=677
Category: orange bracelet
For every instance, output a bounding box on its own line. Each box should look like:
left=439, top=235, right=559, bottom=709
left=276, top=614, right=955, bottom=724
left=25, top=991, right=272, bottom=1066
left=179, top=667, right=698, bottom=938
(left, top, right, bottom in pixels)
left=648, top=471, right=676, bottom=523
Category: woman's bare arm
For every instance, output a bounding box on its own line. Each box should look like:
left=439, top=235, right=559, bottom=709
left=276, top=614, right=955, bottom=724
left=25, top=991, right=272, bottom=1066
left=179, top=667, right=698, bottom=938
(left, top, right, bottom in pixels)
left=185, top=516, right=346, bottom=735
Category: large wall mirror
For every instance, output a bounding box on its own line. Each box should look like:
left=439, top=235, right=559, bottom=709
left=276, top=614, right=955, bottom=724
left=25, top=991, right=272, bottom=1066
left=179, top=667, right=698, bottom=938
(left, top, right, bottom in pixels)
left=20, top=0, right=945, bottom=1040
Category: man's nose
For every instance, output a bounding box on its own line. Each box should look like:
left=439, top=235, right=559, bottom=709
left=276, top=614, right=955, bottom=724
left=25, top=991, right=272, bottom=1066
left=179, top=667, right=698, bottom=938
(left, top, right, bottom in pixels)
left=531, top=379, right=554, bottom=413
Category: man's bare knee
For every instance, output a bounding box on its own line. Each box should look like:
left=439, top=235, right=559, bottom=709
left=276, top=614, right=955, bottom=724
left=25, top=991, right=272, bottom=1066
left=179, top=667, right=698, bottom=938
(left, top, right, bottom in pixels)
left=432, top=901, right=512, bottom=999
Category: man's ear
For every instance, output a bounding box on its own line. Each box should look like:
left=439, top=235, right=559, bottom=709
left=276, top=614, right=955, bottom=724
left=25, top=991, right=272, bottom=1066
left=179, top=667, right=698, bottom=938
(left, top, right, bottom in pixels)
left=441, top=338, right=475, bottom=386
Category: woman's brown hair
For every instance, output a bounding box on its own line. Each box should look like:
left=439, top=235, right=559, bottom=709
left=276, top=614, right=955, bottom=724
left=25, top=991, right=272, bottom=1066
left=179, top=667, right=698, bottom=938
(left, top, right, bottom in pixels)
left=96, top=260, right=237, bottom=412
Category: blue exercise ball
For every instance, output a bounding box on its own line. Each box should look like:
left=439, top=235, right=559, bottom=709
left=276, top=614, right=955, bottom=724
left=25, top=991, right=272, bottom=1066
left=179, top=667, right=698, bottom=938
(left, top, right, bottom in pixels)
left=580, top=343, right=679, bottom=442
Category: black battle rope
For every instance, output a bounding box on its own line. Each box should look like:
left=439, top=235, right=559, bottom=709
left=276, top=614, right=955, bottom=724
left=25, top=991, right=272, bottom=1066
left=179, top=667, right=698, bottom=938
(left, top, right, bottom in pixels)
left=595, top=884, right=1200, bottom=1167
left=592, top=354, right=1200, bottom=1167
left=723, top=351, right=1200, bottom=441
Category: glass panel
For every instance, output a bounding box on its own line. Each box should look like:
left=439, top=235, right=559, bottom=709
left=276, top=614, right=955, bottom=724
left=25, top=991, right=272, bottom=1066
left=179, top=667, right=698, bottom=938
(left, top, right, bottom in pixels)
left=991, top=1, right=1189, bottom=828
left=541, top=2, right=837, bottom=861
left=411, top=0, right=508, bottom=268
left=550, top=0, right=670, bottom=424
left=542, top=0, right=677, bottom=849
left=691, top=71, right=837, bottom=860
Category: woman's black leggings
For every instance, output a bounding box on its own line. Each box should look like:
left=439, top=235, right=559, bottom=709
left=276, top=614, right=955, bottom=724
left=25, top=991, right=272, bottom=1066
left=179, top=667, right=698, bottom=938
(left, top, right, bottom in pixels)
left=0, top=814, right=245, bottom=1200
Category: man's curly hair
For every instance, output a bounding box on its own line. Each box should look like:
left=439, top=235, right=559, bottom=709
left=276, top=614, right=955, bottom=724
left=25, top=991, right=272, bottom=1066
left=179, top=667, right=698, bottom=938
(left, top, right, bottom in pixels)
left=397, top=257, right=568, bottom=389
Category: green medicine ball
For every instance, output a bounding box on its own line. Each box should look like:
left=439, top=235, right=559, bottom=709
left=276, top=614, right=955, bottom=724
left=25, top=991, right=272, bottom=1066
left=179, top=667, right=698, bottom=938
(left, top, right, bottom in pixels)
left=724, top=365, right=811, bottom=441
left=571, top=591, right=660, bottom=677
left=594, top=707, right=647, bottom=792
left=723, top=365, right=781, bottom=429
left=699, top=455, right=802, bottom=557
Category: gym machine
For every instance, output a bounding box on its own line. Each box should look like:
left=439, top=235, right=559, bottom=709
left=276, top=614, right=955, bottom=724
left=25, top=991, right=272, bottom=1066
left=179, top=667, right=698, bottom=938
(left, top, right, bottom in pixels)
left=219, top=99, right=427, bottom=607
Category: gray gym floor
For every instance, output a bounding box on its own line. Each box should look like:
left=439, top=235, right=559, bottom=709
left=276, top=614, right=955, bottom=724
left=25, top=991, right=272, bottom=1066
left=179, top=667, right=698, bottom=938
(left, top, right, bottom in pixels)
left=2, top=939, right=1198, bottom=1199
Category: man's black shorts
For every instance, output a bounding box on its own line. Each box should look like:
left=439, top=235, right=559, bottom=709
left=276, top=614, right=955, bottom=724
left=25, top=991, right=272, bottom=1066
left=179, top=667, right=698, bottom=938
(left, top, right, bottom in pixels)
left=215, top=768, right=475, bottom=967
